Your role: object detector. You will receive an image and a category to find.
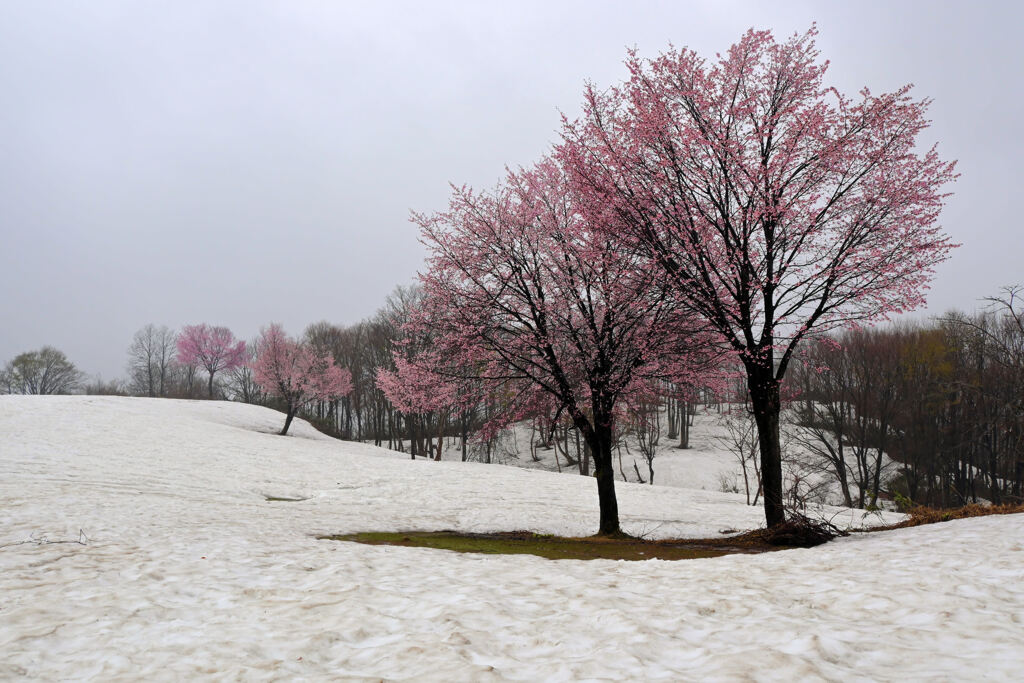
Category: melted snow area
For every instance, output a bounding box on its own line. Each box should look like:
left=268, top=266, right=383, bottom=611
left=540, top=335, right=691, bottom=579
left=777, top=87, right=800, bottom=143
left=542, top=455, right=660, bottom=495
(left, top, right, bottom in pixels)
left=1, top=396, right=1022, bottom=680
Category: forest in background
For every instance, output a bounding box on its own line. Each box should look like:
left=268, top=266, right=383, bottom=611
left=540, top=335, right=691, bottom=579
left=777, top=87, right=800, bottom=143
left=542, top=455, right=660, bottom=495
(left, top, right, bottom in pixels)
left=3, top=285, right=1021, bottom=511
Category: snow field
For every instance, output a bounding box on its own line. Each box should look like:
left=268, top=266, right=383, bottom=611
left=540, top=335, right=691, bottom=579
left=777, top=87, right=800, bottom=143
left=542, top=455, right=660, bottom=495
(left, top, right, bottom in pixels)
left=435, top=409, right=899, bottom=510
left=1, top=396, right=1022, bottom=680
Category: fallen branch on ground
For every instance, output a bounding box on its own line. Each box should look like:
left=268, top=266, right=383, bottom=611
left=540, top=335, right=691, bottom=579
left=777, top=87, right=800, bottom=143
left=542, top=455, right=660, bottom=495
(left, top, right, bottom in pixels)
left=0, top=529, right=89, bottom=550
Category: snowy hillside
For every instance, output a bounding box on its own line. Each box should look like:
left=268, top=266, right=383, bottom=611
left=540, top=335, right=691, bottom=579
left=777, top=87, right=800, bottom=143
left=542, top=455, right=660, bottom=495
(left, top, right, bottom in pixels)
left=432, top=413, right=746, bottom=492
left=2, top=396, right=1022, bottom=680
left=436, top=409, right=898, bottom=509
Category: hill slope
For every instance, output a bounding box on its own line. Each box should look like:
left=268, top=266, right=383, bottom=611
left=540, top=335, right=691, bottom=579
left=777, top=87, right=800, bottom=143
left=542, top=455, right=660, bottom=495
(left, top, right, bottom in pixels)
left=1, top=396, right=1021, bottom=679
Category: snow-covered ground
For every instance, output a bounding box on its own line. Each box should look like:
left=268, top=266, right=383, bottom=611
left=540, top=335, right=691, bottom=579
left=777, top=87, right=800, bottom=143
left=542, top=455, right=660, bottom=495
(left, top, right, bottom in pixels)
left=2, top=396, right=1022, bottom=680
left=430, top=413, right=744, bottom=492
left=434, top=409, right=898, bottom=509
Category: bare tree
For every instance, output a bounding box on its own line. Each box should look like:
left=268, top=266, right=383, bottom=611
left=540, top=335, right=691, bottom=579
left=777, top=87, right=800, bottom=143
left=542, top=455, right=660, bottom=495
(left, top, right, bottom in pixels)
left=789, top=344, right=857, bottom=507
left=945, top=286, right=1024, bottom=376
left=224, top=339, right=264, bottom=404
left=0, top=367, right=13, bottom=394
left=715, top=407, right=762, bottom=506
left=626, top=398, right=662, bottom=485
left=83, top=376, right=128, bottom=396
left=2, top=347, right=84, bottom=394
left=127, top=324, right=177, bottom=397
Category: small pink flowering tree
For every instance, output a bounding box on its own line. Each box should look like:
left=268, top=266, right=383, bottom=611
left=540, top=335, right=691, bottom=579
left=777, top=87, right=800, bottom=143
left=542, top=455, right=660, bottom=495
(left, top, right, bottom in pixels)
left=251, top=323, right=353, bottom=436
left=561, top=27, right=958, bottom=527
left=378, top=159, right=716, bottom=536
left=176, top=324, right=248, bottom=398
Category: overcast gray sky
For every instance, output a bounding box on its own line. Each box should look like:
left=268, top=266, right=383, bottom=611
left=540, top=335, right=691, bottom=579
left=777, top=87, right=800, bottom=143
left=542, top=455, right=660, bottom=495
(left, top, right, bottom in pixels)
left=1, top=1, right=1021, bottom=379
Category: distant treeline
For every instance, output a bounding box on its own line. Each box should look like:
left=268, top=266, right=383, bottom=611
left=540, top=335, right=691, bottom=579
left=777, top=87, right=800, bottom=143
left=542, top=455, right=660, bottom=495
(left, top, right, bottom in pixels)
left=789, top=292, right=1024, bottom=508
left=3, top=286, right=1021, bottom=510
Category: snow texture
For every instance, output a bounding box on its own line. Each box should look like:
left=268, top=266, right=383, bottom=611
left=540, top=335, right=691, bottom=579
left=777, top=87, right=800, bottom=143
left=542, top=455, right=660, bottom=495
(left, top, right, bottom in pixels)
left=2, top=396, right=1022, bottom=680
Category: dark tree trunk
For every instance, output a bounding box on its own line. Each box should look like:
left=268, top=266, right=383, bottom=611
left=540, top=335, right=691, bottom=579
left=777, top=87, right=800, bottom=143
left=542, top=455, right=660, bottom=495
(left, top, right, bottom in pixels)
left=410, top=416, right=418, bottom=459
left=988, top=432, right=1001, bottom=505
left=870, top=431, right=887, bottom=506
left=434, top=414, right=444, bottom=461
left=679, top=400, right=690, bottom=449
left=208, top=372, right=215, bottom=398
left=280, top=407, right=296, bottom=436
left=575, top=429, right=584, bottom=475
left=461, top=415, right=468, bottom=462
left=580, top=419, right=620, bottom=537
left=835, top=447, right=854, bottom=508
left=666, top=395, right=677, bottom=440
left=747, top=364, right=785, bottom=528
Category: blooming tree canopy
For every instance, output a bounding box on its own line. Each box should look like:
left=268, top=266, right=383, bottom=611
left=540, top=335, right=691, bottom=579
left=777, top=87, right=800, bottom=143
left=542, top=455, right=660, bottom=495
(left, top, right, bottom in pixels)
left=176, top=324, right=247, bottom=398
left=561, top=26, right=957, bottom=526
left=251, top=323, right=353, bottom=436
left=378, top=159, right=717, bottom=536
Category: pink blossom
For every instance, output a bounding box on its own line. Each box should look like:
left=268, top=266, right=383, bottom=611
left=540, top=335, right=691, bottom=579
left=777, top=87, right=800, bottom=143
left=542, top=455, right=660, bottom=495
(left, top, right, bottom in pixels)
left=177, top=324, right=247, bottom=398
left=377, top=159, right=721, bottom=534
left=559, top=26, right=956, bottom=528
left=251, top=324, right=352, bottom=435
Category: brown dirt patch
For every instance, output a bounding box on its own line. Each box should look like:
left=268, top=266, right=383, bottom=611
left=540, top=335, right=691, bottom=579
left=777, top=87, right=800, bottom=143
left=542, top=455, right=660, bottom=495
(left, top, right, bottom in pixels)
left=320, top=529, right=797, bottom=561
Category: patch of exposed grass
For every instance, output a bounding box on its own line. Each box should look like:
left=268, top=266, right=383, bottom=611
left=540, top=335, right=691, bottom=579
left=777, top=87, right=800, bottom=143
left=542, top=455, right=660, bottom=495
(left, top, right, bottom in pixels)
left=319, top=530, right=792, bottom=561
left=264, top=495, right=309, bottom=502
left=891, top=502, right=1024, bottom=528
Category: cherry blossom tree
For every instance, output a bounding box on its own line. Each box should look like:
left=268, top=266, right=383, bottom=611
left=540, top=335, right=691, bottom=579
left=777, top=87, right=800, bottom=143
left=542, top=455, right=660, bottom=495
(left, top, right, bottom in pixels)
left=176, top=324, right=248, bottom=398
left=378, top=160, right=715, bottom=536
left=251, top=323, right=353, bottom=436
left=562, top=27, right=957, bottom=527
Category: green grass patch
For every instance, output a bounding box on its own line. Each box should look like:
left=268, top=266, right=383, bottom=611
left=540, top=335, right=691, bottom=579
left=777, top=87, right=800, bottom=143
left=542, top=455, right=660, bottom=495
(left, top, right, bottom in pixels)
left=320, top=530, right=788, bottom=561
left=264, top=495, right=309, bottom=502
